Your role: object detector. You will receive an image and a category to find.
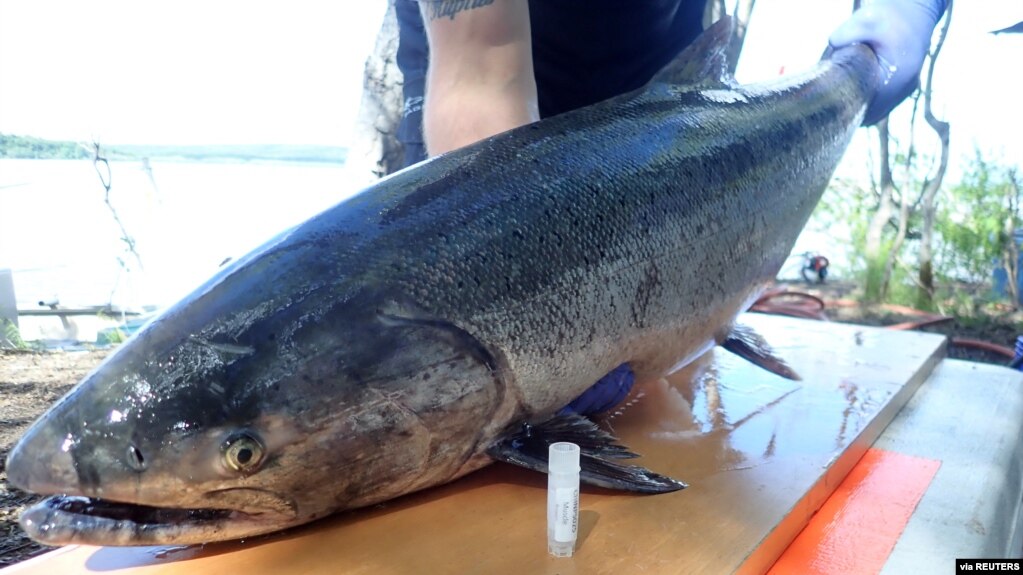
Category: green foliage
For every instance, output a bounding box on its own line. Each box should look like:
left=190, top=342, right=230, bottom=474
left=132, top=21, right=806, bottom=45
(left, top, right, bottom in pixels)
left=96, top=327, right=127, bottom=345
left=813, top=150, right=1021, bottom=312
left=811, top=176, right=871, bottom=274
left=0, top=133, right=90, bottom=159
left=931, top=283, right=987, bottom=317
left=811, top=176, right=899, bottom=303
left=1, top=318, right=26, bottom=349
left=936, top=150, right=1021, bottom=285
left=863, top=246, right=888, bottom=303
left=95, top=312, right=131, bottom=345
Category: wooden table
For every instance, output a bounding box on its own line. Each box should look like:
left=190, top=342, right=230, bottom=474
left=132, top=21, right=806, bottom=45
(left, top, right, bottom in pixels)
left=3, top=314, right=947, bottom=574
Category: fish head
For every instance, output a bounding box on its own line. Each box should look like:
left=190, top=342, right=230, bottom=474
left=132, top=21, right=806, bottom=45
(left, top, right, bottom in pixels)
left=7, top=271, right=506, bottom=546
left=5, top=326, right=305, bottom=545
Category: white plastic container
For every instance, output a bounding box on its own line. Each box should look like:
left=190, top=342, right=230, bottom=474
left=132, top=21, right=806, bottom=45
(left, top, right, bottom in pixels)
left=547, top=442, right=581, bottom=557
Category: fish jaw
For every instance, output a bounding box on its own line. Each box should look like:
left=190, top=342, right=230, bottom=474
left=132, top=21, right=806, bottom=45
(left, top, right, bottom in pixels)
left=7, top=402, right=304, bottom=546
left=18, top=493, right=301, bottom=546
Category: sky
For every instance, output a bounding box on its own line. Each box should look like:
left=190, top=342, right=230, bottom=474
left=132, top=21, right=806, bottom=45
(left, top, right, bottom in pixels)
left=0, top=0, right=1020, bottom=163
left=0, top=1, right=388, bottom=146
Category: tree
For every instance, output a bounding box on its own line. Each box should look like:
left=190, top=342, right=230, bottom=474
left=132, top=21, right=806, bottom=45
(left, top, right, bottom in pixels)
left=916, top=3, right=953, bottom=306
left=1005, top=172, right=1022, bottom=307
left=858, top=1, right=953, bottom=305
left=861, top=118, right=898, bottom=302
left=0, top=133, right=89, bottom=159
left=937, top=152, right=1022, bottom=309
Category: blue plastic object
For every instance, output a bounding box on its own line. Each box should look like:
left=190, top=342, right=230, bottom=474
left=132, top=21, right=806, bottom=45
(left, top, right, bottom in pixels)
left=1011, top=336, right=1023, bottom=371
left=559, top=363, right=635, bottom=416
left=992, top=230, right=1023, bottom=305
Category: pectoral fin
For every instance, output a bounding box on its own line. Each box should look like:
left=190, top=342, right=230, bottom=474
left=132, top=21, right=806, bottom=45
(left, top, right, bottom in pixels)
left=487, top=414, right=686, bottom=494
left=720, top=323, right=801, bottom=380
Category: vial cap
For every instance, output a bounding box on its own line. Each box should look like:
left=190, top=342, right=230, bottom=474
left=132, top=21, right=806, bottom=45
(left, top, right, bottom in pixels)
left=548, top=442, right=580, bottom=474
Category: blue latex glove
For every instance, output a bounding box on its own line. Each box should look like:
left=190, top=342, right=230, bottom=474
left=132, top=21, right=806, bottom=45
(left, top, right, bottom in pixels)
left=829, top=0, right=949, bottom=126
left=559, top=363, right=635, bottom=416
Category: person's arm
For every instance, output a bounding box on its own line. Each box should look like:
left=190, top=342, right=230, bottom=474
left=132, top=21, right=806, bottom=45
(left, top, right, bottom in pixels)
left=418, top=0, right=538, bottom=157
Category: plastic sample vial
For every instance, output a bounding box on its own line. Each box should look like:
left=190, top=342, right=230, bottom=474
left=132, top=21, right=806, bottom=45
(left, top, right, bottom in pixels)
left=547, top=442, right=581, bottom=557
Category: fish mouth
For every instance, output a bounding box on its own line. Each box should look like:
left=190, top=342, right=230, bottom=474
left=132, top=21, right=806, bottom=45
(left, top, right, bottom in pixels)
left=20, top=495, right=293, bottom=546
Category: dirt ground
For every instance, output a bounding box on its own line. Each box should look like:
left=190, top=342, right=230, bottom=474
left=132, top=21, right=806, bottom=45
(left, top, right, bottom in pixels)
left=0, top=285, right=1020, bottom=566
left=0, top=348, right=112, bottom=567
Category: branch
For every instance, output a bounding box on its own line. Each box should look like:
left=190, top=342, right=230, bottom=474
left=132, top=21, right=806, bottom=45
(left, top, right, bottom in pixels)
left=878, top=119, right=893, bottom=191
left=893, top=253, right=949, bottom=314
left=876, top=118, right=896, bottom=211
left=915, top=2, right=953, bottom=301
left=866, top=130, right=880, bottom=201
left=903, top=89, right=927, bottom=209
left=90, top=142, right=144, bottom=272
left=921, top=0, right=953, bottom=205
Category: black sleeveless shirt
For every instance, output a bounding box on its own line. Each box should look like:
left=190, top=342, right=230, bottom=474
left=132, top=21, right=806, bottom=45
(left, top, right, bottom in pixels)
left=395, top=0, right=707, bottom=166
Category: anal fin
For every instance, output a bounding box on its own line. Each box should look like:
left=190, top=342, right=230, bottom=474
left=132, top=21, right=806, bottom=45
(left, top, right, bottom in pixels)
left=720, top=323, right=801, bottom=380
left=487, top=414, right=686, bottom=494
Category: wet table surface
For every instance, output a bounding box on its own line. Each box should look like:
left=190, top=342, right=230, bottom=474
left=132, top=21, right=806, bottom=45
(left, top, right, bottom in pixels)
left=3, top=314, right=947, bottom=575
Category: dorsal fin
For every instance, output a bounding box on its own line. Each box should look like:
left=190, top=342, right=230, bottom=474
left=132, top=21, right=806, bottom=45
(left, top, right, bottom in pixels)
left=648, top=15, right=734, bottom=88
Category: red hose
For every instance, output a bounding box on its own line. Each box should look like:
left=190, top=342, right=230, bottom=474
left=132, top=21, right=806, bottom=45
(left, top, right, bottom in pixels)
left=950, top=338, right=1015, bottom=359
left=751, top=289, right=829, bottom=320
left=753, top=286, right=1015, bottom=363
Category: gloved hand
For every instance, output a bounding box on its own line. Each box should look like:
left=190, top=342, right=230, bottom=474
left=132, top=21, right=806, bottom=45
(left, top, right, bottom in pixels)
left=559, top=363, right=635, bottom=416
left=829, top=0, right=948, bottom=126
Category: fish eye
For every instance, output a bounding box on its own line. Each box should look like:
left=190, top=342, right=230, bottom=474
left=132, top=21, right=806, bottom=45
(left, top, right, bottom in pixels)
left=221, top=431, right=265, bottom=474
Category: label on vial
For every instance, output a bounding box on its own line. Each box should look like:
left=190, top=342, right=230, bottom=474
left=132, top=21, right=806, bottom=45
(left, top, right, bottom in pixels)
left=553, top=487, right=579, bottom=542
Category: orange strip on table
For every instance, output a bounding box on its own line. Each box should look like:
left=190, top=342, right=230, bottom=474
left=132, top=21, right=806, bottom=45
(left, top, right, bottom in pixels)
left=768, top=448, right=941, bottom=575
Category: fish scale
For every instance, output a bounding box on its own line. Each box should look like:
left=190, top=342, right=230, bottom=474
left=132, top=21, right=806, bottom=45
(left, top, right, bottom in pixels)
left=411, top=89, right=862, bottom=414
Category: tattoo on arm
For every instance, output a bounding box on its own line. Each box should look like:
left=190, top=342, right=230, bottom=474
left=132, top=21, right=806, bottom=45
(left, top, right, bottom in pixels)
left=421, top=0, right=496, bottom=21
